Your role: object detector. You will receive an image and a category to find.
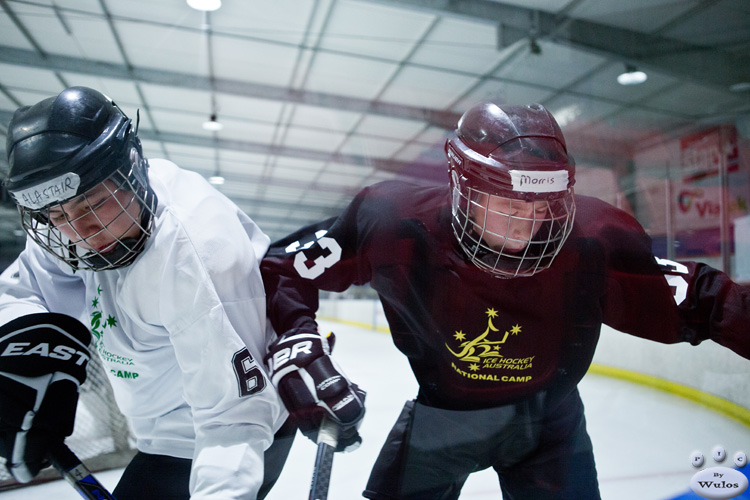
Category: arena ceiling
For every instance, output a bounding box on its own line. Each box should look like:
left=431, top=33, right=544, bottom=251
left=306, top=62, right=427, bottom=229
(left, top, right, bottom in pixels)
left=0, top=0, right=749, bottom=252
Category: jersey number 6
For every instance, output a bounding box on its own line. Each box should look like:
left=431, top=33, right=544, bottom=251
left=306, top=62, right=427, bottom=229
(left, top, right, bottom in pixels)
left=233, top=348, right=266, bottom=397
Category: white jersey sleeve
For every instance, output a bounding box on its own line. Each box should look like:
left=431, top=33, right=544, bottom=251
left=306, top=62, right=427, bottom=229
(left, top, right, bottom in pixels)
left=132, top=160, right=288, bottom=499
left=0, top=238, right=87, bottom=325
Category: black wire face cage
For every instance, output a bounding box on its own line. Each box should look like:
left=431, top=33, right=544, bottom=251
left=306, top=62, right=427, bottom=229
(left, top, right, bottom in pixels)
left=18, top=163, right=156, bottom=272
left=451, top=177, right=575, bottom=278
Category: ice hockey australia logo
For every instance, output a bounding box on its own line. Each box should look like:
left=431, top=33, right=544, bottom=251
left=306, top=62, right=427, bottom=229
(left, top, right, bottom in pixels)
left=90, top=285, right=115, bottom=343
left=445, top=308, right=534, bottom=383
left=89, top=285, right=138, bottom=380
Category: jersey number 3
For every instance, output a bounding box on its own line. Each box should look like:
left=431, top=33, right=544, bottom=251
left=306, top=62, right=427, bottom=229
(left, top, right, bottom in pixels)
left=287, top=230, right=343, bottom=280
left=655, top=257, right=688, bottom=306
left=233, top=348, right=266, bottom=397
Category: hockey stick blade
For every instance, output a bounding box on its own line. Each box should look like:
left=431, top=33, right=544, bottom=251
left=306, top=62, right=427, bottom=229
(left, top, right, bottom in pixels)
left=308, top=418, right=338, bottom=500
left=48, top=442, right=117, bottom=500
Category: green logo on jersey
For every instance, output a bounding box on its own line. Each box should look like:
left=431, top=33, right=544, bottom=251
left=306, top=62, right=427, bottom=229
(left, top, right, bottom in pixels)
left=89, top=285, right=138, bottom=373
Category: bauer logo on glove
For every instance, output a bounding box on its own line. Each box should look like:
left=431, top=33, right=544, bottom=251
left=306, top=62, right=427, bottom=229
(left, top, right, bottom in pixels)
left=264, top=330, right=366, bottom=453
left=267, top=331, right=331, bottom=382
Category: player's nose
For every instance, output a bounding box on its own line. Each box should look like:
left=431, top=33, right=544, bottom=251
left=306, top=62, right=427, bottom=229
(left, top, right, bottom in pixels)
left=68, top=211, right=105, bottom=241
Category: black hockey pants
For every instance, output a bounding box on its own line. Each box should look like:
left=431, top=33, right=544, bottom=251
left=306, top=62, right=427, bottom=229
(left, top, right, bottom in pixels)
left=112, top=418, right=296, bottom=499
left=363, top=389, right=601, bottom=500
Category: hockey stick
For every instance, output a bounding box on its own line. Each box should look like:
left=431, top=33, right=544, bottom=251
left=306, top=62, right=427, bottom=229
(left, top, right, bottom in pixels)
left=308, top=418, right=338, bottom=500
left=48, top=442, right=117, bottom=500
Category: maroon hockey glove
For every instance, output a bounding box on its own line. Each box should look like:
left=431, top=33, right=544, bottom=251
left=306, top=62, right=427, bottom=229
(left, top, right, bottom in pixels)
left=0, top=313, right=91, bottom=483
left=265, top=330, right=366, bottom=452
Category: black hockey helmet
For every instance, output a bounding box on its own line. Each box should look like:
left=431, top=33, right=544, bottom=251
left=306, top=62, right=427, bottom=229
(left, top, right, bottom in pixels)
left=445, top=102, right=576, bottom=278
left=5, top=86, right=148, bottom=206
left=3, top=86, right=156, bottom=271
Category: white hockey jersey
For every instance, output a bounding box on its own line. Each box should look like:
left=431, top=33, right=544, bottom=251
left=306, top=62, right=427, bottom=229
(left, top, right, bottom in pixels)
left=0, top=159, right=288, bottom=499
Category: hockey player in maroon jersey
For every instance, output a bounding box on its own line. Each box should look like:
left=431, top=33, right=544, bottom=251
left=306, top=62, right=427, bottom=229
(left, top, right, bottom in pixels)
left=261, top=102, right=750, bottom=500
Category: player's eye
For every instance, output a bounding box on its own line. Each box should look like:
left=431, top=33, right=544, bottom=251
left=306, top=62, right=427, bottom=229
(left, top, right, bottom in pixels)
left=85, top=195, right=110, bottom=211
left=47, top=210, right=69, bottom=225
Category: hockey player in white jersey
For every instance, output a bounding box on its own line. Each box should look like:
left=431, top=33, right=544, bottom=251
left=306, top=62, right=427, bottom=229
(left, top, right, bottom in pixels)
left=0, top=86, right=293, bottom=499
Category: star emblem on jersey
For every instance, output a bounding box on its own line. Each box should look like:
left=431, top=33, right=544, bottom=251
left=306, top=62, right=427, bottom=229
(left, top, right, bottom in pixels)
left=446, top=308, right=520, bottom=363
left=445, top=308, right=534, bottom=384
left=88, top=285, right=137, bottom=377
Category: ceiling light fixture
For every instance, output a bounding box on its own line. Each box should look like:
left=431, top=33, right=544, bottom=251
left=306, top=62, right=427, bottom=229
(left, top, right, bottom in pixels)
left=617, top=64, right=648, bottom=86
left=202, top=114, right=223, bottom=131
left=208, top=175, right=225, bottom=185
left=553, top=104, right=582, bottom=127
left=730, top=82, right=750, bottom=93
left=187, top=0, right=222, bottom=11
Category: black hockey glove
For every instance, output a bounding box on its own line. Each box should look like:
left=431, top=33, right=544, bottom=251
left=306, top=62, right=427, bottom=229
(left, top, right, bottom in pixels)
left=265, top=330, right=365, bottom=452
left=0, top=313, right=91, bottom=483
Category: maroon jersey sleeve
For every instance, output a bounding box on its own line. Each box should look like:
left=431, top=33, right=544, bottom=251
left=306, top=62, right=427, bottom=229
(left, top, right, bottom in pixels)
left=577, top=196, right=750, bottom=360
left=261, top=185, right=376, bottom=337
left=660, top=259, right=750, bottom=359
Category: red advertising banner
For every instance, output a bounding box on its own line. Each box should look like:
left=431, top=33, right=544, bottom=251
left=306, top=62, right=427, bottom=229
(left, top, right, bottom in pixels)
left=680, top=125, right=738, bottom=182
left=673, top=183, right=749, bottom=232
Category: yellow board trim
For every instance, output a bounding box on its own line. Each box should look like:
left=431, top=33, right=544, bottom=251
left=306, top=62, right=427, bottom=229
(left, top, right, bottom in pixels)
left=588, top=363, right=750, bottom=429
left=318, top=315, right=391, bottom=334
left=317, top=317, right=750, bottom=429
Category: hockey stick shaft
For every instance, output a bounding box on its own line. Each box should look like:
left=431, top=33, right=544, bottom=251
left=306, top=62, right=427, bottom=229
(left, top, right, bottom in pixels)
left=308, top=418, right=338, bottom=500
left=48, top=442, right=117, bottom=500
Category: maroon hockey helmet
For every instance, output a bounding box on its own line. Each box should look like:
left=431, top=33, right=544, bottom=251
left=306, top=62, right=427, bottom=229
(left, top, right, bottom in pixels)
left=445, top=102, right=576, bottom=278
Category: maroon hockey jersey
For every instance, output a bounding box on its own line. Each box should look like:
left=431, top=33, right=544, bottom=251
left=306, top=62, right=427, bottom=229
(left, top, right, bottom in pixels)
left=261, top=181, right=750, bottom=410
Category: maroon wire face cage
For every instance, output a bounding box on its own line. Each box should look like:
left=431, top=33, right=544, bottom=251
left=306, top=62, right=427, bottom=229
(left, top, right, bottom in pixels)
left=446, top=102, right=576, bottom=278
